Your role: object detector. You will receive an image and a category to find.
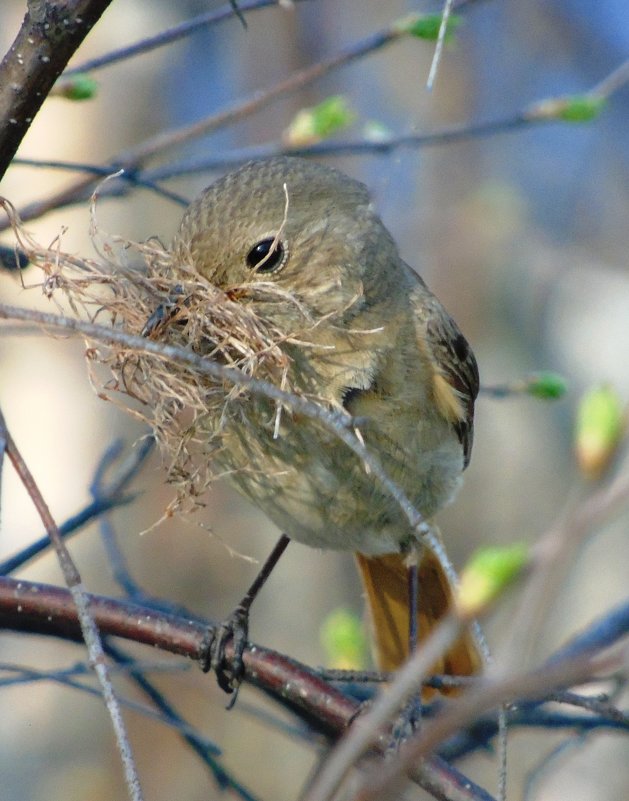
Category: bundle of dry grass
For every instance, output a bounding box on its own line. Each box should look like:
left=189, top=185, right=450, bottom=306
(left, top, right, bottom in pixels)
left=2, top=195, right=297, bottom=513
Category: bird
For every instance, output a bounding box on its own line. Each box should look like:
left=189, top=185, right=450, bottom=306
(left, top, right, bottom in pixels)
left=170, top=156, right=481, bottom=687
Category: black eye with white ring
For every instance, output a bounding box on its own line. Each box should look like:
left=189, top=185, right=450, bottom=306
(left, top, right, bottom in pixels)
left=246, top=237, right=286, bottom=274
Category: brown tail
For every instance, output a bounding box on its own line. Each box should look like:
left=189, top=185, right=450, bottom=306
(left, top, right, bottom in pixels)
left=355, top=550, right=481, bottom=686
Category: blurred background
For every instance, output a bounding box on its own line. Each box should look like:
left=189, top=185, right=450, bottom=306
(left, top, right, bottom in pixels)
left=0, top=1, right=628, bottom=799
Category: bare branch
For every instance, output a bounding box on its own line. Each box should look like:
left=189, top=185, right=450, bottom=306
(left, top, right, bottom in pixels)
left=0, top=0, right=113, bottom=180
left=354, top=645, right=625, bottom=801
left=65, top=0, right=312, bottom=76
left=0, top=436, right=153, bottom=575
left=426, top=0, right=455, bottom=90
left=0, top=574, right=492, bottom=801
left=0, top=409, right=144, bottom=801
left=8, top=50, right=629, bottom=222
left=1, top=574, right=627, bottom=801
left=0, top=14, right=421, bottom=228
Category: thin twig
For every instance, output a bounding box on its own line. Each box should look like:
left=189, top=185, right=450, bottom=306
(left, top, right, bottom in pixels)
left=146, top=116, right=531, bottom=177
left=12, top=114, right=531, bottom=183
left=498, top=468, right=629, bottom=677
left=440, top=704, right=629, bottom=762
left=8, top=114, right=532, bottom=217
left=8, top=156, right=190, bottom=206
left=0, top=420, right=6, bottom=524
left=0, top=659, right=221, bottom=747
left=0, top=409, right=144, bottom=801
left=65, top=0, right=310, bottom=76
left=89, top=438, right=159, bottom=598
left=0, top=16, right=416, bottom=228
left=104, top=643, right=261, bottom=801
left=304, top=613, right=465, bottom=801
left=542, top=690, right=629, bottom=725
left=426, top=0, right=454, bottom=90
left=0, top=493, right=134, bottom=575
left=363, top=646, right=626, bottom=801
left=547, top=596, right=629, bottom=665
left=588, top=58, right=629, bottom=99
left=0, top=436, right=153, bottom=575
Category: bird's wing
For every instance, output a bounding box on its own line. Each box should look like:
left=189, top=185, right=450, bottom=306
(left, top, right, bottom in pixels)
left=411, top=282, right=479, bottom=468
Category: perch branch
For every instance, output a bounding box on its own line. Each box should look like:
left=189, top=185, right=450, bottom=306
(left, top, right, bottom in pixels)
left=0, top=574, right=491, bottom=801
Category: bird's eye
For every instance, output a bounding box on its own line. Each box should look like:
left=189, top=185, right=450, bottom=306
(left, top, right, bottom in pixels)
left=246, top=237, right=286, bottom=274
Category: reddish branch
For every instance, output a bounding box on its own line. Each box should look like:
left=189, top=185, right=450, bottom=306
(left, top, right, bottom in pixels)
left=0, top=0, right=113, bottom=180
left=3, top=571, right=627, bottom=800
left=0, top=575, right=357, bottom=731
left=0, top=574, right=495, bottom=801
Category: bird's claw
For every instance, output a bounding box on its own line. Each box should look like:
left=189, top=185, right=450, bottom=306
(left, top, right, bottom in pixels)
left=388, top=696, right=423, bottom=752
left=200, top=606, right=249, bottom=700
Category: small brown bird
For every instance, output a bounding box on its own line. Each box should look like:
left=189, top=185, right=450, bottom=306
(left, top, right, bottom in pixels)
left=172, top=157, right=480, bottom=682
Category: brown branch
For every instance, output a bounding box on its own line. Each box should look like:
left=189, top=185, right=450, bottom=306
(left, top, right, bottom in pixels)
left=3, top=576, right=628, bottom=800
left=0, top=574, right=356, bottom=732
left=0, top=0, right=113, bottom=180
left=0, top=574, right=494, bottom=801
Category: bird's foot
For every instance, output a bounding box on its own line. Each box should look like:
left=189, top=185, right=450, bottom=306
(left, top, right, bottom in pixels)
left=388, top=695, right=423, bottom=753
left=200, top=605, right=249, bottom=703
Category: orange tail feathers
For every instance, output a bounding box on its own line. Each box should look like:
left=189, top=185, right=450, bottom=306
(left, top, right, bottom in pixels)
left=355, top=550, right=482, bottom=685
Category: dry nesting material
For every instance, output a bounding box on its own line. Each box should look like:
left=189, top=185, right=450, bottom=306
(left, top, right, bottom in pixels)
left=2, top=196, right=297, bottom=515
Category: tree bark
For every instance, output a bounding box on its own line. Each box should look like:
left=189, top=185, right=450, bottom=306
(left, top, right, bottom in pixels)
left=0, top=0, right=113, bottom=180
